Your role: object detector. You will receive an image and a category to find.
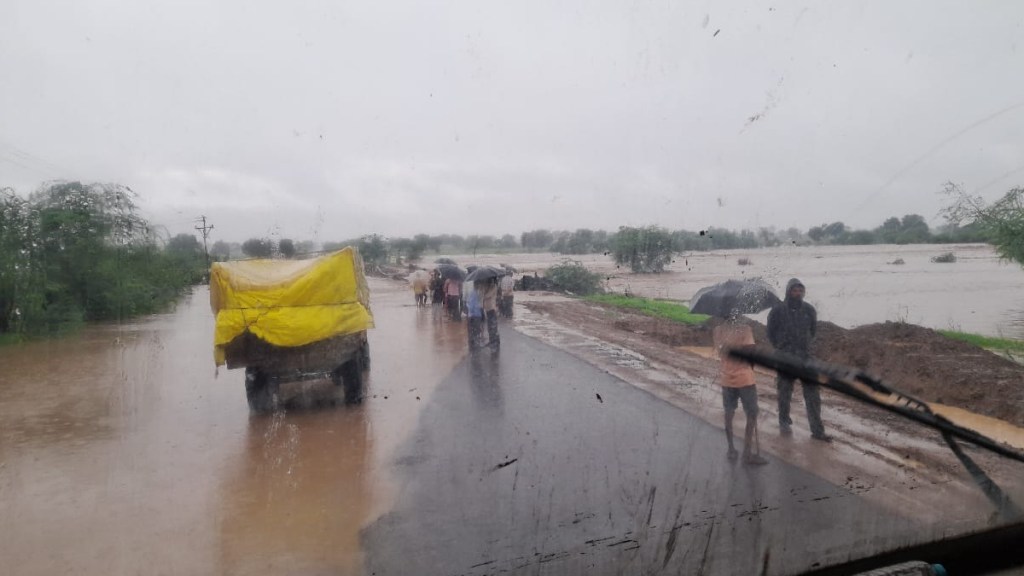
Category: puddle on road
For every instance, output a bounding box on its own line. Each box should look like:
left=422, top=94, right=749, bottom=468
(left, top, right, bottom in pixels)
left=930, top=404, right=1024, bottom=451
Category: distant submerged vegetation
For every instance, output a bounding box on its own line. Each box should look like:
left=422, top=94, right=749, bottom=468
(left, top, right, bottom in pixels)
left=0, top=182, right=207, bottom=340
left=236, top=209, right=999, bottom=272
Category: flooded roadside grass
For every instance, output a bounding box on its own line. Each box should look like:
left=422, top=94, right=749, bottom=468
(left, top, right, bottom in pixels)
left=584, top=294, right=710, bottom=325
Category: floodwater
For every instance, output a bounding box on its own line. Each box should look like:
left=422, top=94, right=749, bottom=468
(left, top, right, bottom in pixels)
left=0, top=279, right=465, bottom=576
left=464, top=243, right=1024, bottom=339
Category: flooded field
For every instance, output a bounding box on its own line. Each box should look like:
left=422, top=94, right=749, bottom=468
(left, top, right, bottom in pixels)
left=465, top=243, right=1024, bottom=339
left=0, top=279, right=464, bottom=576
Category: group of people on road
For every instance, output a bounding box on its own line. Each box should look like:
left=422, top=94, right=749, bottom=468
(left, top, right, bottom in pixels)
left=713, top=277, right=829, bottom=467
left=417, top=268, right=516, bottom=350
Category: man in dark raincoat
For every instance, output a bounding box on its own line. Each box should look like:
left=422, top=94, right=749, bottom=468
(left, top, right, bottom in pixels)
left=767, top=278, right=832, bottom=442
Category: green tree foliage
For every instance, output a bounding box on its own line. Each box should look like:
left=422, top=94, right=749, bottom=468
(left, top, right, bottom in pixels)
left=390, top=236, right=427, bottom=264
left=808, top=221, right=846, bottom=243
left=611, top=225, right=676, bottom=273
left=872, top=214, right=930, bottom=244
left=545, top=260, right=604, bottom=295
left=358, top=234, right=389, bottom=266
left=164, top=234, right=207, bottom=284
left=551, top=228, right=607, bottom=255
left=278, top=238, right=296, bottom=258
left=209, top=240, right=231, bottom=261
left=241, top=238, right=274, bottom=258
left=521, top=229, right=554, bottom=251
left=465, top=235, right=496, bottom=256
left=0, top=182, right=205, bottom=337
left=943, top=182, right=1024, bottom=266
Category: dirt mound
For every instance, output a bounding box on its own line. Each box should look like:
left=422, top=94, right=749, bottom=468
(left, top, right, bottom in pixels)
left=816, top=321, right=1024, bottom=424
left=591, top=301, right=1024, bottom=426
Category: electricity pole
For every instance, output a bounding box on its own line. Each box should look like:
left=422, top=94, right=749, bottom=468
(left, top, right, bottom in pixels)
left=195, top=216, right=214, bottom=266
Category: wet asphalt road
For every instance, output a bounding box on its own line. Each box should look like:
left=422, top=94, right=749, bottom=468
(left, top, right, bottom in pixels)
left=361, top=325, right=917, bottom=576
left=0, top=279, right=924, bottom=575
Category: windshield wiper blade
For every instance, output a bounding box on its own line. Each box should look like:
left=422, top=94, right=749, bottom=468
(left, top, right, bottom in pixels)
left=728, top=347, right=1023, bottom=516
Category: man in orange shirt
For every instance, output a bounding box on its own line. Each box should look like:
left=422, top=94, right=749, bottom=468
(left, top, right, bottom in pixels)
left=713, top=322, right=768, bottom=466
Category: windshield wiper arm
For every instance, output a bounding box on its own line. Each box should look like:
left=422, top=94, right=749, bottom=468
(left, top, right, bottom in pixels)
left=728, top=348, right=1023, bottom=516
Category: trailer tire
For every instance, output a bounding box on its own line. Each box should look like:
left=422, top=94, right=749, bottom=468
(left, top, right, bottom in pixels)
left=245, top=368, right=277, bottom=412
left=333, top=359, right=363, bottom=404
left=358, top=339, right=371, bottom=371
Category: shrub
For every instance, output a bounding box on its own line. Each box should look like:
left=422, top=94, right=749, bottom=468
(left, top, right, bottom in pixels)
left=737, top=257, right=752, bottom=266
left=931, top=252, right=956, bottom=263
left=545, top=260, right=604, bottom=295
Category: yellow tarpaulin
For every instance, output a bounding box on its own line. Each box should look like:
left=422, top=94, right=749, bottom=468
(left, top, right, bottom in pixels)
left=210, top=248, right=374, bottom=365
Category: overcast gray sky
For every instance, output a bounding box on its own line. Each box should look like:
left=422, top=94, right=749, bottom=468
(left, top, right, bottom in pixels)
left=2, top=0, right=1023, bottom=243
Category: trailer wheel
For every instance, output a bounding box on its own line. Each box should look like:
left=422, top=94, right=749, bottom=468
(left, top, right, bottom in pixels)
left=358, top=339, right=371, bottom=371
left=332, top=359, right=363, bottom=404
left=245, top=368, right=277, bottom=412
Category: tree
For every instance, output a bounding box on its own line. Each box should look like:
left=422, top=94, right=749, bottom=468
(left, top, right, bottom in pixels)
left=167, top=233, right=202, bottom=256
left=358, top=234, right=389, bottom=266
left=390, top=237, right=426, bottom=264
left=824, top=221, right=846, bottom=238
left=521, top=229, right=554, bottom=251
left=210, top=240, right=232, bottom=261
left=0, top=188, right=34, bottom=332
left=564, top=229, right=596, bottom=254
left=809, top=222, right=846, bottom=244
left=278, top=238, right=296, bottom=258
left=611, top=225, right=676, bottom=273
left=241, top=238, right=274, bottom=258
left=897, top=214, right=930, bottom=244
left=877, top=217, right=903, bottom=244
left=943, top=182, right=1024, bottom=266
left=0, top=181, right=203, bottom=334
left=465, top=235, right=495, bottom=256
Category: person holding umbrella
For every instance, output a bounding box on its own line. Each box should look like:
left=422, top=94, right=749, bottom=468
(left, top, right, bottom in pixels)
left=466, top=266, right=505, bottom=348
left=436, top=264, right=466, bottom=321
left=478, top=277, right=499, bottom=347
left=444, top=275, right=462, bottom=321
left=767, top=278, right=831, bottom=442
left=466, top=282, right=486, bottom=349
left=713, top=320, right=768, bottom=465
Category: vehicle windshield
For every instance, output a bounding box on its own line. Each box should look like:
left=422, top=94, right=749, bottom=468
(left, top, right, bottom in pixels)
left=3, top=1, right=1024, bottom=575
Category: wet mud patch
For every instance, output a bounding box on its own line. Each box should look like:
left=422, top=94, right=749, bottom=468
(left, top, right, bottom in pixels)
left=527, top=299, right=1024, bottom=427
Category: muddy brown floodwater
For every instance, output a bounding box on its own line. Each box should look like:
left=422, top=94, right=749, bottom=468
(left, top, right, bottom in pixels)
left=460, top=243, right=1024, bottom=339
left=0, top=278, right=464, bottom=576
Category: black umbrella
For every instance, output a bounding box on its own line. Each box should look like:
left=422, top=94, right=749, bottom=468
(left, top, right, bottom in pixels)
left=690, top=278, right=781, bottom=317
left=465, top=265, right=506, bottom=282
left=436, top=263, right=466, bottom=280
left=435, top=257, right=458, bottom=265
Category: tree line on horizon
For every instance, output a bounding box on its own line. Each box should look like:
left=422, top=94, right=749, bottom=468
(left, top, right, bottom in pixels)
left=224, top=212, right=991, bottom=269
